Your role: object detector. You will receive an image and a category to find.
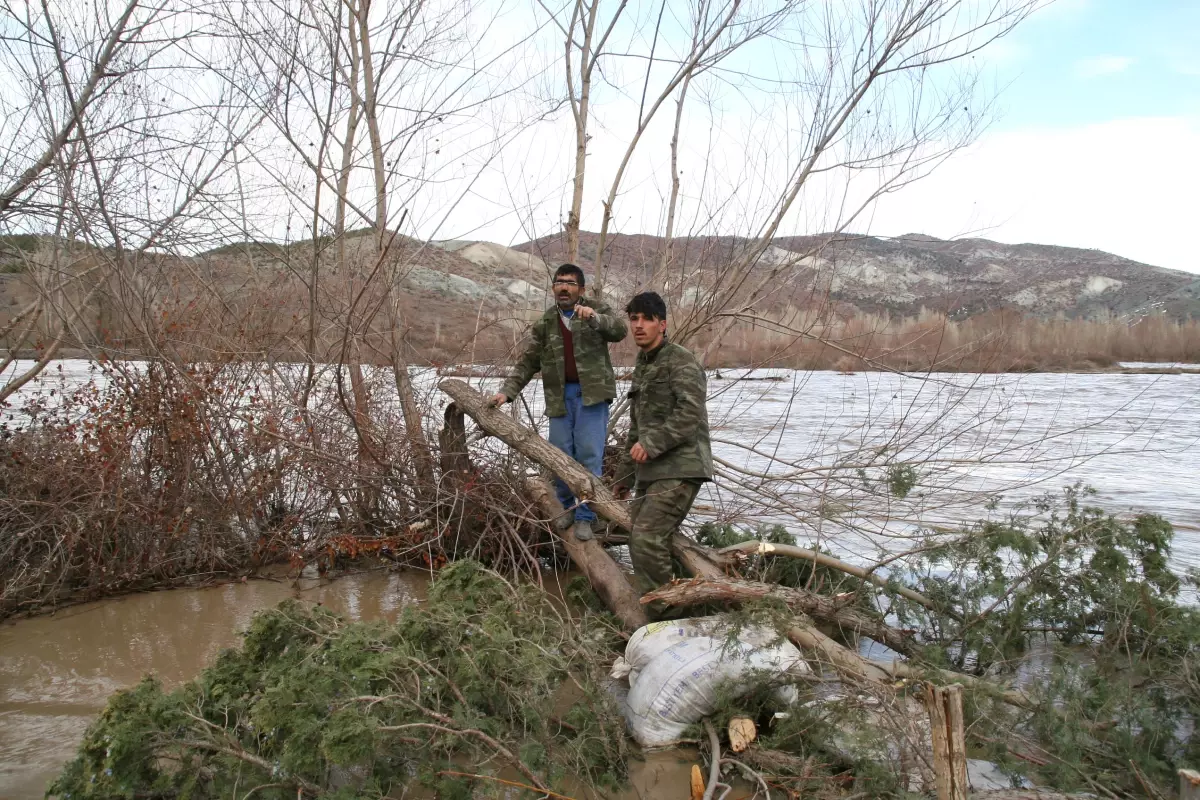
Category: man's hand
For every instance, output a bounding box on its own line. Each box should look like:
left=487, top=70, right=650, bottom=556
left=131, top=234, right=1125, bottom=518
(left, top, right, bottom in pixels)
left=575, top=304, right=596, bottom=322
left=630, top=442, right=649, bottom=464
left=487, top=392, right=508, bottom=408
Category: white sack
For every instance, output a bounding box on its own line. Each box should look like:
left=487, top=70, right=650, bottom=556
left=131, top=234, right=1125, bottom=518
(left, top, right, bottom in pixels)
left=622, top=618, right=808, bottom=748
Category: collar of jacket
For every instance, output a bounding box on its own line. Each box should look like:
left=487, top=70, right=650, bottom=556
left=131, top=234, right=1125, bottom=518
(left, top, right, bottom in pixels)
left=638, top=338, right=669, bottom=363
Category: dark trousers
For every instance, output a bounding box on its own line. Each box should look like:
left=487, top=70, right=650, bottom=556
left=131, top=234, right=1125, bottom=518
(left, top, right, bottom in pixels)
left=629, top=478, right=701, bottom=619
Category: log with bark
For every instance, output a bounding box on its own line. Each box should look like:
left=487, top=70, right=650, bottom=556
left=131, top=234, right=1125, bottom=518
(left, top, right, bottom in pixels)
left=525, top=477, right=648, bottom=630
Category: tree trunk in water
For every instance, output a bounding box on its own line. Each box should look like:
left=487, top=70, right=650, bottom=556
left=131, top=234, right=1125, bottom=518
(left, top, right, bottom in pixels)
left=525, top=478, right=647, bottom=630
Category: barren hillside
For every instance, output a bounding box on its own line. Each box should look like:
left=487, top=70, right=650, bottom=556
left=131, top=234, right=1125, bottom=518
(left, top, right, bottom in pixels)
left=516, top=232, right=1200, bottom=322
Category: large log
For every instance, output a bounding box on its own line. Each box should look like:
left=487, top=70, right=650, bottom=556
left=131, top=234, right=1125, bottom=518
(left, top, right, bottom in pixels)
left=525, top=478, right=647, bottom=630
left=438, top=378, right=729, bottom=578
left=640, top=576, right=918, bottom=657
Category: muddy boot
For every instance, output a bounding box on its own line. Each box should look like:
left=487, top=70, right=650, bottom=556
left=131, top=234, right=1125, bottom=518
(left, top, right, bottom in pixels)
left=573, top=520, right=594, bottom=541
left=553, top=509, right=575, bottom=532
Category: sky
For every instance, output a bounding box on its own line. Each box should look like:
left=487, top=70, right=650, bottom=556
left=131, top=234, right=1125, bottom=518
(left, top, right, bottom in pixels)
left=438, top=0, right=1200, bottom=275
left=865, top=0, right=1200, bottom=273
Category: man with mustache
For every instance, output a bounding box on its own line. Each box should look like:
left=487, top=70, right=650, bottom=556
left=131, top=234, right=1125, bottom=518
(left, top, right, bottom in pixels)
left=490, top=264, right=627, bottom=541
left=613, top=291, right=712, bottom=617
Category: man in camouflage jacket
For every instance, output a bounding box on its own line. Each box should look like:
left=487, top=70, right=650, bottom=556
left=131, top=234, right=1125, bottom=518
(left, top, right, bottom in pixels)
left=490, top=264, right=627, bottom=541
left=614, top=291, right=712, bottom=616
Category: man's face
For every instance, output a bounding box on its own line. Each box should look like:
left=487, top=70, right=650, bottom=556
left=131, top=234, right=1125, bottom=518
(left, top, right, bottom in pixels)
left=628, top=312, right=667, bottom=351
left=553, top=273, right=583, bottom=309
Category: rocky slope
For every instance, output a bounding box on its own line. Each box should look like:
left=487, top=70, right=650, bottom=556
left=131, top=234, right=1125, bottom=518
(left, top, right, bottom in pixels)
left=515, top=232, right=1200, bottom=322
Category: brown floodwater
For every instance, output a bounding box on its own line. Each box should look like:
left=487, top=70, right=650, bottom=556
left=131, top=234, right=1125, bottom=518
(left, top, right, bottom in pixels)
left=0, top=570, right=733, bottom=800
left=0, top=569, right=430, bottom=799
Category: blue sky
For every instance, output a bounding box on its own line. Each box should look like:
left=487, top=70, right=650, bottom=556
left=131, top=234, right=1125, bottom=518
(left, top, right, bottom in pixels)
left=990, top=1, right=1199, bottom=131
left=862, top=0, right=1200, bottom=273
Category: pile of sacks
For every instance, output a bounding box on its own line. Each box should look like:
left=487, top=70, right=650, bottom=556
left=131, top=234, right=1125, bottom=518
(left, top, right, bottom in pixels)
left=611, top=616, right=811, bottom=747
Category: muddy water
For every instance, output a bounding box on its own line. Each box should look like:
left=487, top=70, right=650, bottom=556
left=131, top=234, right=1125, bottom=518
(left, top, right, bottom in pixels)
left=0, top=570, right=429, bottom=799
left=0, top=572, right=726, bottom=800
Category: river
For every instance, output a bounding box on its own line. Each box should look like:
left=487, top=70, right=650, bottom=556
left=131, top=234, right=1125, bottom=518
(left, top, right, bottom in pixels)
left=2, top=360, right=1198, bottom=796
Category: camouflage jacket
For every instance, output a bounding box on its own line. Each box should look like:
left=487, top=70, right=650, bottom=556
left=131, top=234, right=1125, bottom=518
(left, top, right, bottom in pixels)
left=615, top=340, right=713, bottom=487
left=500, top=298, right=627, bottom=417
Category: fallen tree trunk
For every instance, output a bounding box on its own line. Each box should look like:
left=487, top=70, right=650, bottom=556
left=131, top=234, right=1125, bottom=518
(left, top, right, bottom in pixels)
left=438, top=378, right=729, bottom=581
left=641, top=577, right=918, bottom=657
left=720, top=540, right=944, bottom=614
left=525, top=478, right=648, bottom=630
left=786, top=615, right=894, bottom=684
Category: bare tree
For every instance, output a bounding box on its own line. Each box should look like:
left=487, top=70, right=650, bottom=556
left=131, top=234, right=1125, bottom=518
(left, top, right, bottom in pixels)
left=0, top=0, right=264, bottom=400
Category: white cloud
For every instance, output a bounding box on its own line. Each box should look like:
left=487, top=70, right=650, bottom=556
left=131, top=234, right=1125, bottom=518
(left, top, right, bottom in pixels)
left=1073, top=55, right=1135, bottom=79
left=865, top=116, right=1200, bottom=274
left=1170, top=58, right=1200, bottom=77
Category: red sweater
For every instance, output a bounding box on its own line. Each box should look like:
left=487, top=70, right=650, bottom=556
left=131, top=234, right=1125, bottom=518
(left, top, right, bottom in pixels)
left=558, top=314, right=579, bottom=383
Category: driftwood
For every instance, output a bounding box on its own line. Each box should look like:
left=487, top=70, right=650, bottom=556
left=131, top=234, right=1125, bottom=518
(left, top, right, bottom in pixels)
left=438, top=379, right=728, bottom=591
left=720, top=539, right=944, bottom=614
left=641, top=576, right=918, bottom=657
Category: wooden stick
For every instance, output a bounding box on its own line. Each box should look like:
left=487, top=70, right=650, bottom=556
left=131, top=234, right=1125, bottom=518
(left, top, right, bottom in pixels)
left=946, top=684, right=969, bottom=800
left=926, top=684, right=968, bottom=800
left=438, top=770, right=578, bottom=800
left=1181, top=769, right=1200, bottom=800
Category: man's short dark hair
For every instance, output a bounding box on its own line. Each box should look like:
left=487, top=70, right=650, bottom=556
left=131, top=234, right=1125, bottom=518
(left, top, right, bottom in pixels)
left=554, top=263, right=585, bottom=287
left=625, top=291, right=667, bottom=320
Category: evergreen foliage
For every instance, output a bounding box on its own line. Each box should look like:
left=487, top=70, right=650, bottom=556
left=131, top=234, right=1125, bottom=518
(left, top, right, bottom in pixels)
left=50, top=561, right=630, bottom=799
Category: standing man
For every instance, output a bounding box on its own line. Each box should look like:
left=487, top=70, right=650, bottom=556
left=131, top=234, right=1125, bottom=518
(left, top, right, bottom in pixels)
left=614, top=292, right=712, bottom=614
left=489, top=264, right=627, bottom=541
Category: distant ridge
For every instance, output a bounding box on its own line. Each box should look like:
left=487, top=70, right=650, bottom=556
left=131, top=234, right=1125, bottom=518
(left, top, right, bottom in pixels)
left=515, top=231, right=1200, bottom=322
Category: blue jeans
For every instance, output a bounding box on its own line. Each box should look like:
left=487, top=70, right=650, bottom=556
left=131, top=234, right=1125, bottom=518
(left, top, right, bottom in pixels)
left=548, top=383, right=609, bottom=523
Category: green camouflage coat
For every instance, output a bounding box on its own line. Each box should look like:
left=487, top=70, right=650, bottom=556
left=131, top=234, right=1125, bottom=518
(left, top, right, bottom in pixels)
left=500, top=298, right=627, bottom=417
left=616, top=340, right=713, bottom=487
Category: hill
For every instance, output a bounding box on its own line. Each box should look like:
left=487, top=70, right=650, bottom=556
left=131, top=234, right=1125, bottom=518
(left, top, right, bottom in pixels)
left=515, top=232, right=1200, bottom=322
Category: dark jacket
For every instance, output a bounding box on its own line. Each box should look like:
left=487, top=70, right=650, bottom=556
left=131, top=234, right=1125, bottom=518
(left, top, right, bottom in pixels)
left=500, top=298, right=627, bottom=417
left=616, top=340, right=713, bottom=487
